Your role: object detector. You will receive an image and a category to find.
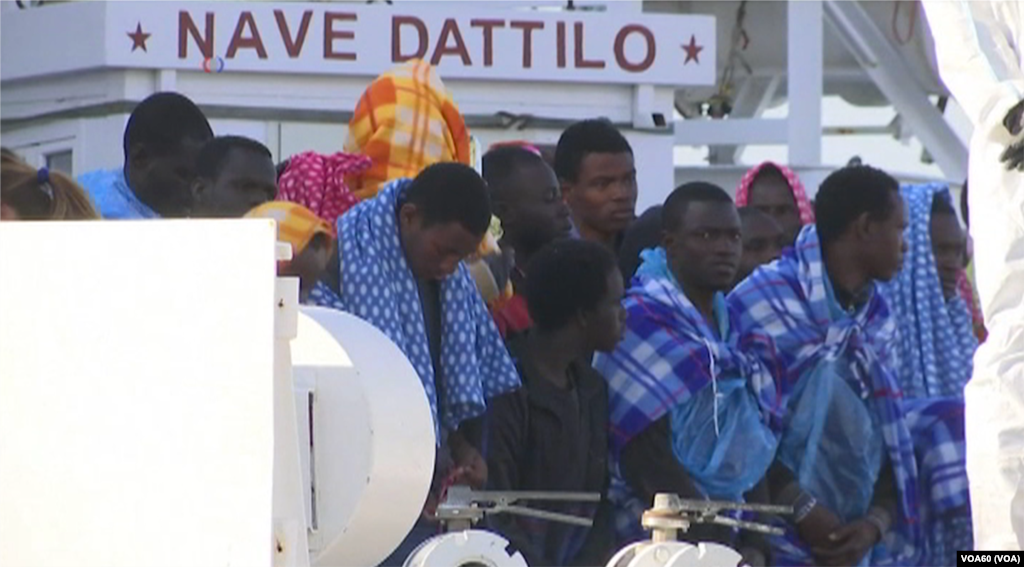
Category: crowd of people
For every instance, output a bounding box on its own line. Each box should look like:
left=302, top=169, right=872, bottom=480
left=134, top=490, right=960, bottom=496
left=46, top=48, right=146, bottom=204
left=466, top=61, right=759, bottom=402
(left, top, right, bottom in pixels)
left=0, top=58, right=983, bottom=567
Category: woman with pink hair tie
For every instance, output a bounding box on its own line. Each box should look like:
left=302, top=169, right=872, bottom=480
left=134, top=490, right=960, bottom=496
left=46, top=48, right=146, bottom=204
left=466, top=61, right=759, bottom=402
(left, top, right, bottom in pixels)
left=735, top=161, right=815, bottom=246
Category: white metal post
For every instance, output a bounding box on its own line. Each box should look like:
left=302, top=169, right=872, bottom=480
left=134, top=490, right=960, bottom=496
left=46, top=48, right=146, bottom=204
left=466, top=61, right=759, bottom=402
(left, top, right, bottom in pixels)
left=787, top=0, right=824, bottom=167
left=157, top=69, right=177, bottom=92
left=709, top=74, right=782, bottom=164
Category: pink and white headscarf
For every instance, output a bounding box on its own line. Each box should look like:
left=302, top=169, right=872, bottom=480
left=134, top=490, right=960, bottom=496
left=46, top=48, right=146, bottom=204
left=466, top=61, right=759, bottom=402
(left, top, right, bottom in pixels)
left=277, top=151, right=372, bottom=226
left=735, top=161, right=816, bottom=225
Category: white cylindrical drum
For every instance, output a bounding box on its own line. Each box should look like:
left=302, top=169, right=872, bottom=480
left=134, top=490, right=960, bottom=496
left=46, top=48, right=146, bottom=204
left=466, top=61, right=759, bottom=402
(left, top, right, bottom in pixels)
left=404, top=530, right=528, bottom=567
left=606, top=540, right=742, bottom=567
left=291, top=306, right=435, bottom=567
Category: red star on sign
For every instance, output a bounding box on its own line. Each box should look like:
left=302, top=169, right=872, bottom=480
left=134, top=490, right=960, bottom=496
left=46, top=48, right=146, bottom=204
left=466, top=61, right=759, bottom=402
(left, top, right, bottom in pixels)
left=127, top=22, right=151, bottom=53
left=682, top=34, right=703, bottom=65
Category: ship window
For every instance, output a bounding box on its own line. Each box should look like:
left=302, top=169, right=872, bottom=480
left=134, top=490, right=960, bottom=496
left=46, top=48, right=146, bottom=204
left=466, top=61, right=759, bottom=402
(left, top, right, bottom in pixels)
left=45, top=150, right=73, bottom=176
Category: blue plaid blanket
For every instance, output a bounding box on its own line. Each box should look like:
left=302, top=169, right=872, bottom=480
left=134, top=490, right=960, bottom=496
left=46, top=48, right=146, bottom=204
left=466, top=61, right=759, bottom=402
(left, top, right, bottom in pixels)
left=881, top=183, right=974, bottom=561
left=902, top=397, right=970, bottom=515
left=334, top=179, right=520, bottom=441
left=595, top=248, right=781, bottom=543
left=729, top=226, right=925, bottom=566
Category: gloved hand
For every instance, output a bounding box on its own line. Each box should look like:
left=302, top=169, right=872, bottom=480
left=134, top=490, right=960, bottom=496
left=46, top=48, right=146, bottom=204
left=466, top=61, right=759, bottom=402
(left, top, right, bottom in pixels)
left=1001, top=139, right=1024, bottom=172
left=1001, top=100, right=1024, bottom=172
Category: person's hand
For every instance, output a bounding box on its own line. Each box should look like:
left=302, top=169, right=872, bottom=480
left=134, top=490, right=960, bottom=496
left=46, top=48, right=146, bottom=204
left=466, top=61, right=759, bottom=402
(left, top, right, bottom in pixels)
left=795, top=503, right=843, bottom=550
left=421, top=443, right=488, bottom=520
left=450, top=442, right=488, bottom=489
left=812, top=518, right=881, bottom=566
left=421, top=491, right=440, bottom=521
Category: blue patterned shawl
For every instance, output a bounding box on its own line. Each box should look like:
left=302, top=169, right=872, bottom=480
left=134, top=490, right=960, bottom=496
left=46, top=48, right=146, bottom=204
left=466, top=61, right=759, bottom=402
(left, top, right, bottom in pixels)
left=334, top=179, right=520, bottom=441
left=307, top=280, right=344, bottom=309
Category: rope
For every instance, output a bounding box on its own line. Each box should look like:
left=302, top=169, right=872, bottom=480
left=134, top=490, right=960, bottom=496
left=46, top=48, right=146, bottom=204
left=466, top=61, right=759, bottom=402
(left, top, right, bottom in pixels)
left=703, top=338, right=722, bottom=437
left=712, top=0, right=752, bottom=118
left=892, top=0, right=918, bottom=46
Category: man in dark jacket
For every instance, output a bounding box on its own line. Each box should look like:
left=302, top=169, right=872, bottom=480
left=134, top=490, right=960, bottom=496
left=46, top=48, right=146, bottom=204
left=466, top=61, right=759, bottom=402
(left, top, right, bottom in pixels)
left=485, top=239, right=625, bottom=566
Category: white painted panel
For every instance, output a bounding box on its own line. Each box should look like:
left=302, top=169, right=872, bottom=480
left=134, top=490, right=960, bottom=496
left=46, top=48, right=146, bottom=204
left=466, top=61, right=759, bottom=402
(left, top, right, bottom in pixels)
left=627, top=131, right=677, bottom=213
left=279, top=122, right=349, bottom=160
left=0, top=220, right=278, bottom=567
left=209, top=118, right=271, bottom=148
left=78, top=114, right=132, bottom=174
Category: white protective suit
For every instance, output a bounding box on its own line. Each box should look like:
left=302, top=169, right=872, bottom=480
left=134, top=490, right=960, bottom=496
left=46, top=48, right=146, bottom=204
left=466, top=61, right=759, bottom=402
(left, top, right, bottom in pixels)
left=921, top=0, right=1024, bottom=551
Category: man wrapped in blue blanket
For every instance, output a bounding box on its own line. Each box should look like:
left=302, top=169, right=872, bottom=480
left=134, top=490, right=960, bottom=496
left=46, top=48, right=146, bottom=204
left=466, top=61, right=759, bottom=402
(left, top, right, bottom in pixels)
left=729, top=166, right=970, bottom=566
left=319, top=163, right=522, bottom=566
left=881, top=183, right=976, bottom=559
left=595, top=183, right=781, bottom=566
left=884, top=183, right=976, bottom=400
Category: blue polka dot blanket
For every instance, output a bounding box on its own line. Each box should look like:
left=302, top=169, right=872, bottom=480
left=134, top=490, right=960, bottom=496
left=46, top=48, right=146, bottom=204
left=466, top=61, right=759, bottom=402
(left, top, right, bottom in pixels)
left=334, top=178, right=520, bottom=442
left=881, top=183, right=976, bottom=561
left=882, top=183, right=977, bottom=400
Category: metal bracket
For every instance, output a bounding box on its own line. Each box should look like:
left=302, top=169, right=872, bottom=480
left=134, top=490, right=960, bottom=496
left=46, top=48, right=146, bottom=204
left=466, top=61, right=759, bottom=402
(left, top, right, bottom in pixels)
left=708, top=75, right=782, bottom=164
left=641, top=493, right=793, bottom=541
left=432, top=486, right=601, bottom=532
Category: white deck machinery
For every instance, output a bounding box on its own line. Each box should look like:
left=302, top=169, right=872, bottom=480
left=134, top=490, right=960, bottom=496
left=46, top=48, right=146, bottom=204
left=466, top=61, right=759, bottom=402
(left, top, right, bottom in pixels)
left=0, top=222, right=790, bottom=567
left=0, top=220, right=436, bottom=567
left=419, top=488, right=792, bottom=567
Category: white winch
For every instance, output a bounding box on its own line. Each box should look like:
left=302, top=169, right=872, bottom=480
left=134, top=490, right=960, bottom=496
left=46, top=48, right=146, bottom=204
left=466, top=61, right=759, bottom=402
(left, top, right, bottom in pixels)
left=605, top=493, right=793, bottom=567
left=404, top=531, right=529, bottom=567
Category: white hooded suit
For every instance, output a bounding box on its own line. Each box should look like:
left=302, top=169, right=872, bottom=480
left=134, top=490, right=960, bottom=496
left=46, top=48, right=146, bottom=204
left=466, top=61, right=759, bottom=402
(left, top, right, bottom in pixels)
left=921, top=0, right=1024, bottom=551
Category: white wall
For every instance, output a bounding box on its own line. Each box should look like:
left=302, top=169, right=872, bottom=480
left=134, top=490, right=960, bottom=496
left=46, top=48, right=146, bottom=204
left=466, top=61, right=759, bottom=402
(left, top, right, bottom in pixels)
left=277, top=122, right=349, bottom=162
left=210, top=119, right=272, bottom=147
left=5, top=116, right=678, bottom=201
left=79, top=114, right=131, bottom=172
